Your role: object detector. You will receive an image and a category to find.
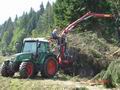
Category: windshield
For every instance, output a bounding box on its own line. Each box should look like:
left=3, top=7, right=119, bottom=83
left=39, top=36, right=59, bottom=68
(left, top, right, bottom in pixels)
left=23, top=42, right=37, bottom=53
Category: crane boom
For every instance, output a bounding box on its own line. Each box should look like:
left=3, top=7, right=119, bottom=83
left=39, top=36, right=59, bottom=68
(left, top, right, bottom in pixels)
left=57, top=11, right=112, bottom=65
left=61, top=11, right=112, bottom=36
left=51, top=11, right=112, bottom=65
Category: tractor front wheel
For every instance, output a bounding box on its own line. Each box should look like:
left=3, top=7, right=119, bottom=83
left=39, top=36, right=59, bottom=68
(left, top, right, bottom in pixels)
left=1, top=61, right=15, bottom=77
left=41, top=56, right=58, bottom=78
left=19, top=62, right=35, bottom=78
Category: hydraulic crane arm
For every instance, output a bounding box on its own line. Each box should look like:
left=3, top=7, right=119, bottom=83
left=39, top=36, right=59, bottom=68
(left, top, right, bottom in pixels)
left=55, top=11, right=112, bottom=65
left=61, top=11, right=112, bottom=36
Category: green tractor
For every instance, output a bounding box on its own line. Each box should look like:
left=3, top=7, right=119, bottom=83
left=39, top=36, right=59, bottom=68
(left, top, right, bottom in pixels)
left=0, top=38, right=58, bottom=78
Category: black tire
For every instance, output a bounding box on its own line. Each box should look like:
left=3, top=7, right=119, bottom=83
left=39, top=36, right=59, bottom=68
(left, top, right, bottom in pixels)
left=8, top=61, right=15, bottom=77
left=41, top=56, right=58, bottom=78
left=1, top=61, right=9, bottom=77
left=1, top=61, right=14, bottom=77
left=19, top=62, right=36, bottom=78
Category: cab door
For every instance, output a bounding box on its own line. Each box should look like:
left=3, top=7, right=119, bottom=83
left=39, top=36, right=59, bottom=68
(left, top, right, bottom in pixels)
left=37, top=42, right=47, bottom=64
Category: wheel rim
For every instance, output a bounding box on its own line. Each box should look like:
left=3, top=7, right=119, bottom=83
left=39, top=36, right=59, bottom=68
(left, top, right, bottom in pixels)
left=26, top=63, right=33, bottom=76
left=47, top=59, right=56, bottom=75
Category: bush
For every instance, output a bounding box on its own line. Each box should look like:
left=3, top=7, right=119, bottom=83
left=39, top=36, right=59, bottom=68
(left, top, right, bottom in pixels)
left=102, top=60, right=120, bottom=88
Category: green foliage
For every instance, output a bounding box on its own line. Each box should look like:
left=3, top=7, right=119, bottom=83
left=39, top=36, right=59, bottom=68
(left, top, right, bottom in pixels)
left=102, top=60, right=120, bottom=87
left=53, top=0, right=111, bottom=28
left=35, top=1, right=54, bottom=34
left=89, top=49, right=102, bottom=58
left=9, top=28, right=26, bottom=52
left=0, top=18, right=14, bottom=51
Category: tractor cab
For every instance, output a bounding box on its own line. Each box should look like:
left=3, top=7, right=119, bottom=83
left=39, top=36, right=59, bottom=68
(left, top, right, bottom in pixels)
left=23, top=38, right=50, bottom=54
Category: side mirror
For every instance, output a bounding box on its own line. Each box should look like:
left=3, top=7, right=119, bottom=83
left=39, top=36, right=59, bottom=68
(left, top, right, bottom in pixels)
left=15, top=42, right=22, bottom=53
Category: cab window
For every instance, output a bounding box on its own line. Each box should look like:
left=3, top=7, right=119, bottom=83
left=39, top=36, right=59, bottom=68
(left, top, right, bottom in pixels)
left=23, top=41, right=37, bottom=53
left=38, top=43, right=46, bottom=52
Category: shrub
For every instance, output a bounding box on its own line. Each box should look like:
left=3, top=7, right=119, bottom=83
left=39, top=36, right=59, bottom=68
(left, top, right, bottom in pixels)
left=102, top=60, right=120, bottom=88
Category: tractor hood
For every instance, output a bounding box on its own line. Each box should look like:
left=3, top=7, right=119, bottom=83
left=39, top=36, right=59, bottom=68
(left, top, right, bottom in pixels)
left=12, top=52, right=33, bottom=62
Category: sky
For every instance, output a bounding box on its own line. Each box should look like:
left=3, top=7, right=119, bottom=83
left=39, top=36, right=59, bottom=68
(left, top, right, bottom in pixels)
left=0, top=0, right=56, bottom=25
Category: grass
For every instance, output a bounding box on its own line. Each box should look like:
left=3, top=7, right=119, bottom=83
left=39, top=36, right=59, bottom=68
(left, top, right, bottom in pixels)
left=0, top=56, right=6, bottom=64
left=0, top=67, right=108, bottom=90
left=0, top=75, right=76, bottom=90
left=0, top=59, right=83, bottom=90
left=0, top=70, right=113, bottom=90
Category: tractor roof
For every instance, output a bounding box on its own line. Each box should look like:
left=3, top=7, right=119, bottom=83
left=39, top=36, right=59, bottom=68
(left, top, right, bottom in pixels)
left=23, top=38, right=49, bottom=42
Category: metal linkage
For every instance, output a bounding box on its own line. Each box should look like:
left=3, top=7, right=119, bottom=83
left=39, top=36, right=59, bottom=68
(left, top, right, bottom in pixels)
left=61, top=11, right=112, bottom=36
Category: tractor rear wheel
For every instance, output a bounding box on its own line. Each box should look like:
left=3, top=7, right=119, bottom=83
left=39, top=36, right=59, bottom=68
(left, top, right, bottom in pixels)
left=1, top=61, right=15, bottom=77
left=19, top=62, right=35, bottom=78
left=41, top=56, right=58, bottom=78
